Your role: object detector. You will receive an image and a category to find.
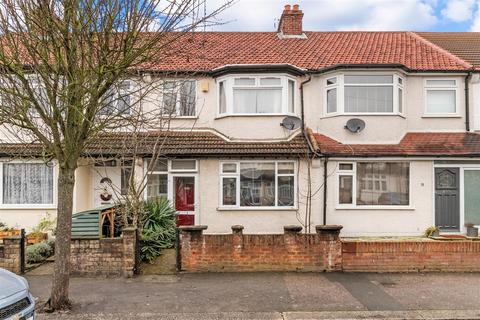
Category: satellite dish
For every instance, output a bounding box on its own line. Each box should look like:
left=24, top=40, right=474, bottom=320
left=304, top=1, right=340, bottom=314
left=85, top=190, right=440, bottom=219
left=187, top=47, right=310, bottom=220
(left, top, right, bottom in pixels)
left=280, top=116, right=302, bottom=130
left=345, top=118, right=366, bottom=133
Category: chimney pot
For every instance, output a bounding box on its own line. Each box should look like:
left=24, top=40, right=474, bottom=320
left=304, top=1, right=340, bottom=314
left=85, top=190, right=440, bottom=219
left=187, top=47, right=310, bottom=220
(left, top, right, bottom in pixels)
left=284, top=4, right=291, bottom=11
left=293, top=4, right=299, bottom=11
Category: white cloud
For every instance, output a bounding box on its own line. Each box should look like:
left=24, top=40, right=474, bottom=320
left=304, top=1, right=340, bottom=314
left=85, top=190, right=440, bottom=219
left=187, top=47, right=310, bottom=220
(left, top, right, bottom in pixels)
left=470, top=0, right=480, bottom=30
left=441, top=0, right=475, bottom=22
left=206, top=0, right=439, bottom=31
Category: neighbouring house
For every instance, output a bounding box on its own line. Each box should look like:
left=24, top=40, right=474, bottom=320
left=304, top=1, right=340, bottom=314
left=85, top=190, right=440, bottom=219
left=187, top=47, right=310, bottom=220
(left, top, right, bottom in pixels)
left=1, top=4, right=480, bottom=237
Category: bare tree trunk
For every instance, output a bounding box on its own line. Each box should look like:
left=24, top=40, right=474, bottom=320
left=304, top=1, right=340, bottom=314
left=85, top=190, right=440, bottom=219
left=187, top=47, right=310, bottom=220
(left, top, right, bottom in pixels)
left=50, top=166, right=76, bottom=310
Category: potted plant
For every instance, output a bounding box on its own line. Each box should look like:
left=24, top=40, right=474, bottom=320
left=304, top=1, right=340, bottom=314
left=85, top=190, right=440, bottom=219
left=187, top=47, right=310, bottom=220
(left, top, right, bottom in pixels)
left=424, top=226, right=440, bottom=238
left=465, top=223, right=479, bottom=238
left=0, top=222, right=21, bottom=239
left=27, top=214, right=56, bottom=245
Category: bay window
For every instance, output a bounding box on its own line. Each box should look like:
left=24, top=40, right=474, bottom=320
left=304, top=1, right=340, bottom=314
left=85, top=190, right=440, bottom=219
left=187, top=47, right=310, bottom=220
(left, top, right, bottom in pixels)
left=217, top=75, right=296, bottom=116
left=1, top=162, right=55, bottom=207
left=220, top=161, right=296, bottom=208
left=337, top=162, right=410, bottom=207
left=425, top=79, right=458, bottom=115
left=101, top=80, right=133, bottom=115
left=162, top=80, right=196, bottom=117
left=325, top=74, right=404, bottom=115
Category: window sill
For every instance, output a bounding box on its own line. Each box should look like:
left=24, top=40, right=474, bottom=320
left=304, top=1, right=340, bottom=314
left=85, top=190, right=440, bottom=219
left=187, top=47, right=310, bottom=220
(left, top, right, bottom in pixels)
left=217, top=206, right=298, bottom=211
left=159, top=115, right=198, bottom=120
left=0, top=205, right=57, bottom=210
left=421, top=114, right=461, bottom=118
left=215, top=113, right=295, bottom=120
left=321, top=113, right=405, bottom=119
left=335, top=205, right=414, bottom=211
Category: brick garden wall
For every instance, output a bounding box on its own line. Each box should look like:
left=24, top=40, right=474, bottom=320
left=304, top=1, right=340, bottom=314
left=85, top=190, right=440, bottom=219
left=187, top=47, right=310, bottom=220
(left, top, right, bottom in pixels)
left=342, top=240, right=480, bottom=272
left=179, top=225, right=343, bottom=272
left=70, top=228, right=136, bottom=277
left=0, top=237, right=22, bottom=273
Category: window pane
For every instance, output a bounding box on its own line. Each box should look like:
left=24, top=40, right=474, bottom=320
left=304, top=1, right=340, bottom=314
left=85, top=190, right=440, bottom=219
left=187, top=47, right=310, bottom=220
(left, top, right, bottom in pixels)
left=327, top=77, right=337, bottom=85
left=150, top=159, right=168, bottom=172
left=240, top=163, right=275, bottom=206
left=171, top=160, right=196, bottom=171
left=427, top=90, right=456, bottom=113
left=356, top=163, right=409, bottom=206
left=344, top=75, right=393, bottom=84
left=179, top=80, right=196, bottom=116
left=339, top=175, right=353, bottom=204
left=234, top=78, right=255, bottom=86
left=288, top=80, right=295, bottom=113
left=162, top=81, right=177, bottom=115
left=327, top=88, right=337, bottom=113
left=398, top=88, right=403, bottom=113
left=147, top=174, right=168, bottom=201
left=278, top=176, right=294, bottom=206
left=345, top=86, right=393, bottom=113
left=426, top=80, right=456, bottom=86
left=278, top=162, right=294, bottom=174
left=222, top=177, right=237, bottom=206
left=233, top=89, right=282, bottom=114
left=339, top=163, right=353, bottom=171
left=3, top=163, right=54, bottom=204
left=260, top=77, right=281, bottom=86
left=219, top=81, right=227, bottom=114
left=222, top=163, right=237, bottom=173
left=464, top=170, right=480, bottom=225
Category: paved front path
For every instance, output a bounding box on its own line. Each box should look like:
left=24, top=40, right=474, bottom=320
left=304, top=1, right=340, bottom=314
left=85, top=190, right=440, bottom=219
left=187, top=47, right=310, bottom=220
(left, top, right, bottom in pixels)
left=27, top=272, right=480, bottom=319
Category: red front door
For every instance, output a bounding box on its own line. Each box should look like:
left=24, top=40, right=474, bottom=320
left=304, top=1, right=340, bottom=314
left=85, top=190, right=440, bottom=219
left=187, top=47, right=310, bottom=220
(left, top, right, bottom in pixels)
left=174, top=176, right=195, bottom=226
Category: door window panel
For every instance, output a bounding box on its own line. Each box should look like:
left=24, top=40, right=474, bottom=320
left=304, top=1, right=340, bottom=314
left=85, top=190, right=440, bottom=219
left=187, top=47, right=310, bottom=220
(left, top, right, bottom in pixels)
left=464, top=170, right=480, bottom=225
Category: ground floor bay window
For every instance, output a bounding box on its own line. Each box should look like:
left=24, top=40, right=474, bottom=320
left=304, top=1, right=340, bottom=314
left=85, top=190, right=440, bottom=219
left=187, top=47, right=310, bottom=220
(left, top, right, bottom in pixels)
left=337, top=162, right=410, bottom=208
left=0, top=162, right=55, bottom=208
left=220, top=161, right=296, bottom=209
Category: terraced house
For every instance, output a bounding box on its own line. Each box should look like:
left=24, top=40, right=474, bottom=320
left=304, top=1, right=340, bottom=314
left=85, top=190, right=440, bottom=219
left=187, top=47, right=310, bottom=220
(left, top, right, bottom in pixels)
left=1, top=4, right=480, bottom=237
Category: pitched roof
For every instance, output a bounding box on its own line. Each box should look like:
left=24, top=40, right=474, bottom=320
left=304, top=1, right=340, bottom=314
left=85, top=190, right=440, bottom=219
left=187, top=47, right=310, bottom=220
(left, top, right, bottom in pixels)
left=311, top=132, right=480, bottom=157
left=416, top=32, right=480, bottom=69
left=140, top=31, right=472, bottom=73
left=0, top=130, right=309, bottom=158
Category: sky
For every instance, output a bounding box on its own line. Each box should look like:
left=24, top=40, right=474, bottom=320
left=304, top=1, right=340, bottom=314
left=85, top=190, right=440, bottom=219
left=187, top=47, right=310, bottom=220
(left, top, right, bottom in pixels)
left=205, top=0, right=480, bottom=32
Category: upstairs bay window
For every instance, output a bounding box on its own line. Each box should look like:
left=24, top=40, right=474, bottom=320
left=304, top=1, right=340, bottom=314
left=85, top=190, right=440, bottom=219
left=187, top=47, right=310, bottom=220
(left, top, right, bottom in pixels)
left=325, top=74, right=404, bottom=115
left=100, top=80, right=133, bottom=116
left=424, top=79, right=458, bottom=115
left=161, top=80, right=196, bottom=117
left=218, top=75, right=296, bottom=116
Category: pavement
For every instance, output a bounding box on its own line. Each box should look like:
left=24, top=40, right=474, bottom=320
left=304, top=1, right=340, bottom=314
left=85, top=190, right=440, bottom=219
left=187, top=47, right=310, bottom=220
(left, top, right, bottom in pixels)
left=26, top=272, right=480, bottom=319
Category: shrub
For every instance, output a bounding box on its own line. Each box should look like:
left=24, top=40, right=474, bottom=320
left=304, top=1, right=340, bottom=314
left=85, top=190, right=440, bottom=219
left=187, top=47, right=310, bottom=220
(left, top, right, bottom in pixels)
left=26, top=239, right=55, bottom=264
left=140, top=198, right=176, bottom=263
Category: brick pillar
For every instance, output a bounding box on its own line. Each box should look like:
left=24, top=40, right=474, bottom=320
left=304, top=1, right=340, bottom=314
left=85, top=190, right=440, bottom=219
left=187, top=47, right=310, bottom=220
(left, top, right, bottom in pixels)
left=122, top=228, right=136, bottom=278
left=315, top=225, right=343, bottom=271
left=231, top=225, right=244, bottom=250
left=179, top=225, right=208, bottom=271
left=284, top=225, right=303, bottom=268
left=1, top=237, right=22, bottom=274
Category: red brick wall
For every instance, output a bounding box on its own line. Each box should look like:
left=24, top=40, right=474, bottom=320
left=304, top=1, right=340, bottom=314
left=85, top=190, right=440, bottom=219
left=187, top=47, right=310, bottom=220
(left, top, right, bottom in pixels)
left=179, top=227, right=342, bottom=272
left=342, top=240, right=480, bottom=272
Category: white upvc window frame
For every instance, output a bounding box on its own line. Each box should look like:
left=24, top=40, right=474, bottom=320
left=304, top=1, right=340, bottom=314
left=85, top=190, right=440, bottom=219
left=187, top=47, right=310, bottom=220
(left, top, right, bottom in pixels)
left=216, top=74, right=297, bottom=117
left=218, top=160, right=297, bottom=210
left=324, top=73, right=405, bottom=117
left=143, top=159, right=198, bottom=201
left=0, top=160, right=58, bottom=209
left=423, top=78, right=460, bottom=117
left=335, top=161, right=412, bottom=210
left=100, top=79, right=135, bottom=116
left=161, top=79, right=197, bottom=118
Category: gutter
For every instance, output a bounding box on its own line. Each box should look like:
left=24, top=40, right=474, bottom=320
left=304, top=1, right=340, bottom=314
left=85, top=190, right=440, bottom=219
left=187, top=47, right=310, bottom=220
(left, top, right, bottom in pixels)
left=466, top=71, right=472, bottom=132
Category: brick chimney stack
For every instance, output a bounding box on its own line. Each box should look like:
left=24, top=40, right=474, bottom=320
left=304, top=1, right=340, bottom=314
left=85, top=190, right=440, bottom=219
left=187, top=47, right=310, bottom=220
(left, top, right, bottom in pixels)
left=278, top=4, right=304, bottom=37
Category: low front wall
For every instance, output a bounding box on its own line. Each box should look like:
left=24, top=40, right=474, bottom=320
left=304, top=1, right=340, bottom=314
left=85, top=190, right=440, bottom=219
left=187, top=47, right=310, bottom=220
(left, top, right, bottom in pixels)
left=70, top=228, right=136, bottom=277
left=0, top=237, right=22, bottom=273
left=342, top=240, right=480, bottom=272
left=179, top=225, right=343, bottom=272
